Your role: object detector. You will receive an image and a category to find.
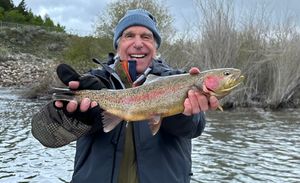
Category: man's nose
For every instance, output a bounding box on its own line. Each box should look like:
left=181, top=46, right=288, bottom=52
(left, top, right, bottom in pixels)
left=133, top=37, right=143, bottom=49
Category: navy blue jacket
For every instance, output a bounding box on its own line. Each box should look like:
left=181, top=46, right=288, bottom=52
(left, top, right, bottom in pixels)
left=72, top=59, right=206, bottom=183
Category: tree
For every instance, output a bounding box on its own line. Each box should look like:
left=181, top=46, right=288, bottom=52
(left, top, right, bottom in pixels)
left=44, top=14, right=54, bottom=27
left=0, top=7, right=5, bottom=20
left=4, top=9, right=26, bottom=22
left=25, top=9, right=34, bottom=22
left=94, top=0, right=175, bottom=43
left=0, top=0, right=14, bottom=11
left=16, top=0, right=28, bottom=16
left=31, top=15, right=43, bottom=26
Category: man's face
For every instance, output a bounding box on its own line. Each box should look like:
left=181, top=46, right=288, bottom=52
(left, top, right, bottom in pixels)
left=117, top=26, right=157, bottom=74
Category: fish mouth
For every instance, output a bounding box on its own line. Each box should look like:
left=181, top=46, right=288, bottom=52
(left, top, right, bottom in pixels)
left=221, top=74, right=245, bottom=92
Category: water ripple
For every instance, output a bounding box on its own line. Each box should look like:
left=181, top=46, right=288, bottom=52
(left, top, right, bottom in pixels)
left=192, top=109, right=300, bottom=183
left=0, top=89, right=75, bottom=182
left=1, top=89, right=299, bottom=182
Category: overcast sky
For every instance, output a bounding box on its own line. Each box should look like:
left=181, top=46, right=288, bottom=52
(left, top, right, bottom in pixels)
left=11, top=0, right=300, bottom=36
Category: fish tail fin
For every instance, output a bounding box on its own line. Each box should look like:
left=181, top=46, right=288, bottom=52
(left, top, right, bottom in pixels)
left=50, top=87, right=76, bottom=101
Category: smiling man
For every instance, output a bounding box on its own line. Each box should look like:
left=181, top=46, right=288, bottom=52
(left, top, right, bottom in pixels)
left=32, top=9, right=219, bottom=183
left=117, top=26, right=156, bottom=73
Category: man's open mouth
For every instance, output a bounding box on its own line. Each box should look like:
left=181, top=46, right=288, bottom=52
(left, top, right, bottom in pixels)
left=129, top=54, right=147, bottom=59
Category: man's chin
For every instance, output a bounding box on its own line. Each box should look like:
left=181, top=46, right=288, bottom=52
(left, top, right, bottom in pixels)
left=136, top=65, right=148, bottom=73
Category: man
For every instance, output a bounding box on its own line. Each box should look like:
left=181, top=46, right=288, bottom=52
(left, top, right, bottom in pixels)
left=31, top=9, right=219, bottom=183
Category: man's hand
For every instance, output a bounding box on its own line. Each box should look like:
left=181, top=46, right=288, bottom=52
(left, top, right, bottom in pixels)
left=54, top=81, right=98, bottom=113
left=53, top=64, right=105, bottom=125
left=182, top=67, right=219, bottom=116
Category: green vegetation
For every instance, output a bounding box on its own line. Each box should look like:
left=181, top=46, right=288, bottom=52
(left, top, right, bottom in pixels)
left=0, top=25, right=68, bottom=59
left=62, top=36, right=114, bottom=72
left=0, top=0, right=64, bottom=31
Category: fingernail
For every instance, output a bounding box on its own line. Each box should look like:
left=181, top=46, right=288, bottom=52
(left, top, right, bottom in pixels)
left=66, top=100, right=77, bottom=112
left=82, top=98, right=91, bottom=103
left=91, top=101, right=98, bottom=108
left=69, top=100, right=78, bottom=107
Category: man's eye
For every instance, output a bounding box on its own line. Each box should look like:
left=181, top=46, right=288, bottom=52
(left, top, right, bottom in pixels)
left=142, top=35, right=153, bottom=40
left=124, top=34, right=134, bottom=38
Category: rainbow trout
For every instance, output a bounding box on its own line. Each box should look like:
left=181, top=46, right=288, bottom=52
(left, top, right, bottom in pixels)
left=52, top=68, right=244, bottom=135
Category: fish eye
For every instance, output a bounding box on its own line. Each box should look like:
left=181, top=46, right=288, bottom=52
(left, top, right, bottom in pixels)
left=223, top=71, right=231, bottom=76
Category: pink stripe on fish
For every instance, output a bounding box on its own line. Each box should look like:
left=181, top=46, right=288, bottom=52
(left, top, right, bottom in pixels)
left=121, top=86, right=179, bottom=105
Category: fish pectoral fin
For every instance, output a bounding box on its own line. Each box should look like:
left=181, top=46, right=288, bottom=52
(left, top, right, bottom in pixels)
left=148, top=115, right=162, bottom=135
left=102, top=111, right=122, bottom=133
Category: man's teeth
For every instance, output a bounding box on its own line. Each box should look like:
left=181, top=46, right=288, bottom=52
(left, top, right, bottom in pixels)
left=130, top=54, right=146, bottom=58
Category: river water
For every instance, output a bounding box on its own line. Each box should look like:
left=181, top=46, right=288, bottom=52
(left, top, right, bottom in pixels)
left=0, top=88, right=299, bottom=183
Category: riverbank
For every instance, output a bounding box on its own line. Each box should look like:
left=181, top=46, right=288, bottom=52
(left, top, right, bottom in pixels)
left=0, top=52, right=55, bottom=87
left=0, top=52, right=62, bottom=99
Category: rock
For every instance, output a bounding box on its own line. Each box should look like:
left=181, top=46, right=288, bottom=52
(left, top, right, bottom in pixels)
left=0, top=52, right=56, bottom=88
left=47, top=43, right=61, bottom=51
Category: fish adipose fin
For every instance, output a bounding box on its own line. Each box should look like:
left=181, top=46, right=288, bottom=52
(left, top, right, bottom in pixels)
left=148, top=115, right=162, bottom=135
left=102, top=111, right=123, bottom=133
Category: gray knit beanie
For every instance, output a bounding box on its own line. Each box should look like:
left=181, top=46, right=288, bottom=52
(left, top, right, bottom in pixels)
left=113, top=9, right=161, bottom=49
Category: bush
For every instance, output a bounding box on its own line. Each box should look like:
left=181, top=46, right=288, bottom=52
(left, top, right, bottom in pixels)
left=61, top=35, right=114, bottom=73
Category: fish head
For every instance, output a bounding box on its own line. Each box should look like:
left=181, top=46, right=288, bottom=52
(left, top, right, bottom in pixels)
left=202, top=68, right=244, bottom=98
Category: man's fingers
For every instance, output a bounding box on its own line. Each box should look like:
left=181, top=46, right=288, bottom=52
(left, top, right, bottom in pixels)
left=66, top=100, right=78, bottom=113
left=80, top=98, right=91, bottom=112
left=55, top=101, right=63, bottom=108
left=57, top=97, right=95, bottom=113
left=195, top=92, right=209, bottom=111
left=69, top=81, right=80, bottom=89
left=91, top=101, right=98, bottom=108
left=188, top=90, right=201, bottom=114
left=183, top=98, right=192, bottom=116
left=209, top=96, right=219, bottom=110
left=189, top=67, right=200, bottom=75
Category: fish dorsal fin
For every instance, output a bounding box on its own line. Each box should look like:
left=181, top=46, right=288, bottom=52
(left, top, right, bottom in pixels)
left=144, top=74, right=161, bottom=84
left=102, top=111, right=123, bottom=133
left=148, top=115, right=162, bottom=135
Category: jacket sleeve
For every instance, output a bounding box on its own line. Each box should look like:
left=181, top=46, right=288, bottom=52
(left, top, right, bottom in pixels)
left=161, top=112, right=206, bottom=138
left=31, top=102, right=102, bottom=148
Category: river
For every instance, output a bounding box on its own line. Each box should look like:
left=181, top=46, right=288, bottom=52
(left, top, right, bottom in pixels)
left=0, top=88, right=299, bottom=183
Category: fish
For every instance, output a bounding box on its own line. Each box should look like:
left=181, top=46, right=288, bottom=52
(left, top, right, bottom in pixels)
left=52, top=68, right=244, bottom=135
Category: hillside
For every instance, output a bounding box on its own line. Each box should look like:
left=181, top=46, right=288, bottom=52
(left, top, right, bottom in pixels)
left=0, top=24, right=70, bottom=98
left=0, top=22, right=68, bottom=57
